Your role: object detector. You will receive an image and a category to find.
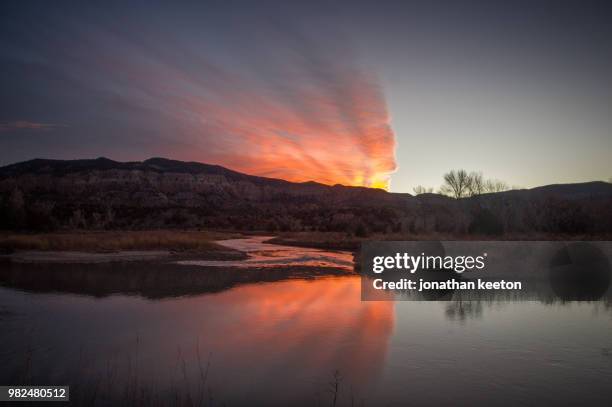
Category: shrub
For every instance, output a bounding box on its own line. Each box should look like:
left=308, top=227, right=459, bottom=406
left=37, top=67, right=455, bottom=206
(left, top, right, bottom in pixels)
left=468, top=208, right=504, bottom=236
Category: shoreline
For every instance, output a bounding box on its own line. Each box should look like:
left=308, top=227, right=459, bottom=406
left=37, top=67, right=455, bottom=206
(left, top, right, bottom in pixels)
left=1, top=248, right=249, bottom=264
left=2, top=229, right=611, bottom=265
left=0, top=230, right=248, bottom=264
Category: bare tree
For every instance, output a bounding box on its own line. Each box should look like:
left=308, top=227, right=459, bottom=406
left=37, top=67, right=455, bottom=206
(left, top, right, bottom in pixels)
left=467, top=172, right=485, bottom=196
left=484, top=179, right=509, bottom=193
left=413, top=185, right=434, bottom=195
left=440, top=170, right=509, bottom=198
left=440, top=169, right=470, bottom=199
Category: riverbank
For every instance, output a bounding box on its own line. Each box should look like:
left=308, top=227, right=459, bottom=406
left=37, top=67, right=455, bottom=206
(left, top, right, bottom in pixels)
left=0, top=235, right=356, bottom=296
left=268, top=231, right=612, bottom=251
left=0, top=230, right=247, bottom=263
left=3, top=229, right=608, bottom=264
left=0, top=230, right=241, bottom=251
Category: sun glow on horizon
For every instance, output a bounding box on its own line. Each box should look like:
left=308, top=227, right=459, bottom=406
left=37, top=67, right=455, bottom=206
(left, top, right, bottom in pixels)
left=184, top=68, right=398, bottom=190
left=10, top=12, right=398, bottom=188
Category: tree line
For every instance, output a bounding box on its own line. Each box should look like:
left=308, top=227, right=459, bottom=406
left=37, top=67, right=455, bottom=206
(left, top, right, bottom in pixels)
left=413, top=170, right=510, bottom=199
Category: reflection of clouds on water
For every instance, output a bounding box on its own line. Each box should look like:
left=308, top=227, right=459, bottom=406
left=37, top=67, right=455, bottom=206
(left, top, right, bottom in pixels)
left=2, top=265, right=612, bottom=404
left=0, top=277, right=394, bottom=405
left=206, top=278, right=394, bottom=389
left=177, top=236, right=354, bottom=270
left=3, top=238, right=612, bottom=405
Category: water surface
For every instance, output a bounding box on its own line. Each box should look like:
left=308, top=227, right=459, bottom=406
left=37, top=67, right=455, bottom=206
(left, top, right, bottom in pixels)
left=177, top=236, right=353, bottom=270
left=1, top=238, right=611, bottom=406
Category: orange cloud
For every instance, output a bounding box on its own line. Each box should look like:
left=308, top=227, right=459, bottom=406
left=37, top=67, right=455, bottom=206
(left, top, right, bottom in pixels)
left=169, top=65, right=397, bottom=189
left=44, top=22, right=397, bottom=188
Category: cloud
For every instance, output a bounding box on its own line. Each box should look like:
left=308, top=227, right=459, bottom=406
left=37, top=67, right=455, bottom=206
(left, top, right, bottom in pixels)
left=0, top=121, right=64, bottom=132
left=0, top=6, right=397, bottom=188
left=129, top=25, right=399, bottom=189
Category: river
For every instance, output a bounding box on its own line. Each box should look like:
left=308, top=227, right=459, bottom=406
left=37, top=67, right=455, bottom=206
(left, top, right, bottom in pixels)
left=0, top=237, right=611, bottom=405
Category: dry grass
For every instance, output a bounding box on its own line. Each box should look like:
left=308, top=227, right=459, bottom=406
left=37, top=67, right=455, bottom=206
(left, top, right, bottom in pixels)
left=3, top=229, right=607, bottom=253
left=0, top=230, right=241, bottom=252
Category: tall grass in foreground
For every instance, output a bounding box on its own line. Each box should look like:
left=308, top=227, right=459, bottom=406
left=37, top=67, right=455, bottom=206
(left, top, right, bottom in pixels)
left=0, top=230, right=239, bottom=252
left=9, top=337, right=363, bottom=407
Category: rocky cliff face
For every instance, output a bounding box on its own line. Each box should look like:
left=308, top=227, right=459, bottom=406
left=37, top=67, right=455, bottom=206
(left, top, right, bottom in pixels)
left=1, top=157, right=611, bottom=235
left=0, top=157, right=401, bottom=231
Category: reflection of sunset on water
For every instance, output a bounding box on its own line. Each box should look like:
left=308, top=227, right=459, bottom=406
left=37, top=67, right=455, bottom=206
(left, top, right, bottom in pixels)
left=194, top=277, right=395, bottom=391
left=3, top=272, right=612, bottom=405
left=67, top=277, right=394, bottom=403
left=0, top=276, right=394, bottom=405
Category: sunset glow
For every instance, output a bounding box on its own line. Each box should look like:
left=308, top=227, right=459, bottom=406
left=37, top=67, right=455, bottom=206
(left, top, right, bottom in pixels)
left=154, top=35, right=398, bottom=189
left=0, top=7, right=398, bottom=189
left=2, top=2, right=611, bottom=191
left=200, top=72, right=398, bottom=189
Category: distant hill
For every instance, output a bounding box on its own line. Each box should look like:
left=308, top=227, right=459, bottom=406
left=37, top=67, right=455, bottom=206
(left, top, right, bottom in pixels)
left=0, top=157, right=308, bottom=186
left=0, top=156, right=389, bottom=195
left=0, top=157, right=610, bottom=235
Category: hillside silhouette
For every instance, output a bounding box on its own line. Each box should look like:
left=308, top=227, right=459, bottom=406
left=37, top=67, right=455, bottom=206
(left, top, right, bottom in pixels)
left=1, top=157, right=611, bottom=236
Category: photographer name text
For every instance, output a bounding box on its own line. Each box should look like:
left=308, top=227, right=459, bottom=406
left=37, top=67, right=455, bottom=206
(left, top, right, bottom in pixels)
left=372, top=278, right=522, bottom=291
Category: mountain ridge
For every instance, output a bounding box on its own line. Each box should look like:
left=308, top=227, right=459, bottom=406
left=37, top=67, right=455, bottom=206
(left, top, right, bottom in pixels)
left=1, top=156, right=610, bottom=197
left=0, top=157, right=610, bottom=234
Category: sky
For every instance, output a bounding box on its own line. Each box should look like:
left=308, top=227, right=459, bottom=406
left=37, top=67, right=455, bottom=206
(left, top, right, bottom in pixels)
left=1, top=0, right=611, bottom=192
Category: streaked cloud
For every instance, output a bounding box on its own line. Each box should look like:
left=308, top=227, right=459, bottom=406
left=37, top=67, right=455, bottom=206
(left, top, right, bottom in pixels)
left=183, top=51, right=398, bottom=189
left=161, top=27, right=397, bottom=189
left=0, top=5, right=397, bottom=188
left=96, top=24, right=399, bottom=188
left=2, top=2, right=612, bottom=190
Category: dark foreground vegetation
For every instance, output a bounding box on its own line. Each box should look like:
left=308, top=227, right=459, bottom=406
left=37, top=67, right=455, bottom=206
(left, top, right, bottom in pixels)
left=7, top=340, right=357, bottom=407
